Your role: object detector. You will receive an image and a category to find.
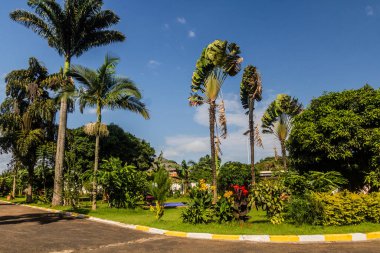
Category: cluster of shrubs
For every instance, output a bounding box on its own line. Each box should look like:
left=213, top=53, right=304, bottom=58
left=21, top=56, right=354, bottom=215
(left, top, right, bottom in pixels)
left=181, top=180, right=250, bottom=224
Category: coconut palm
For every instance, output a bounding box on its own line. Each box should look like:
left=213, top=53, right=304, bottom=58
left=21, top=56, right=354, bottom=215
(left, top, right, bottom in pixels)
left=69, top=54, right=149, bottom=210
left=10, top=0, right=125, bottom=206
left=189, top=40, right=243, bottom=203
left=240, top=65, right=263, bottom=185
left=0, top=58, right=56, bottom=202
left=261, top=94, right=302, bottom=170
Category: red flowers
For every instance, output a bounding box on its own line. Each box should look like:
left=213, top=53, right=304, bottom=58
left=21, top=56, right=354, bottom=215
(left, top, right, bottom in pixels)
left=232, top=185, right=249, bottom=197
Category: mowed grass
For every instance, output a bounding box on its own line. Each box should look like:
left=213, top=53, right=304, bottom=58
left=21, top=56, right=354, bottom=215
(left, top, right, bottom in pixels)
left=3, top=196, right=380, bottom=235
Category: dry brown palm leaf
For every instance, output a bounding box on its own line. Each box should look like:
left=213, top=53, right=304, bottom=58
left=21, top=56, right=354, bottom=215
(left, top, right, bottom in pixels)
left=83, top=122, right=109, bottom=137
left=274, top=146, right=279, bottom=161
left=215, top=136, right=222, bottom=156
left=218, top=100, right=227, bottom=139
left=254, top=125, right=264, bottom=148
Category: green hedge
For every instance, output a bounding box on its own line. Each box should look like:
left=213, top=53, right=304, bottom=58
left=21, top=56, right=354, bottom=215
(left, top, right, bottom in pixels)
left=313, top=191, right=380, bottom=226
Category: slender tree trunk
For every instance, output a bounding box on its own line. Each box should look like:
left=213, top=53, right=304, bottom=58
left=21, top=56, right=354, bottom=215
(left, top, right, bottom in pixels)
left=26, top=165, right=34, bottom=203
left=209, top=101, right=217, bottom=204
left=92, top=104, right=102, bottom=211
left=249, top=99, right=256, bottom=185
left=280, top=140, right=287, bottom=170
left=12, top=169, right=16, bottom=199
left=52, top=59, right=70, bottom=206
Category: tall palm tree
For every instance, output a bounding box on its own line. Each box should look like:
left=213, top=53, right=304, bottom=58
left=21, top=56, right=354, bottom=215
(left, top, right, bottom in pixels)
left=69, top=54, right=149, bottom=210
left=0, top=58, right=56, bottom=202
left=10, top=0, right=125, bottom=206
left=261, top=94, right=302, bottom=170
left=189, top=40, right=243, bottom=203
left=240, top=65, right=263, bottom=185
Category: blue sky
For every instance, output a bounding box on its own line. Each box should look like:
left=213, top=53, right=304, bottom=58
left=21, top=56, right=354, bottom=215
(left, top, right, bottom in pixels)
left=1, top=0, right=380, bottom=169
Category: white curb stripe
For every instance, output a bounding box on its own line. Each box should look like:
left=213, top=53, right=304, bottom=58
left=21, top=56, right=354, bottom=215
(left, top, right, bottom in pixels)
left=148, top=228, right=167, bottom=235
left=187, top=233, right=213, bottom=239
left=298, top=235, right=325, bottom=242
left=351, top=233, right=367, bottom=241
left=241, top=235, right=270, bottom=242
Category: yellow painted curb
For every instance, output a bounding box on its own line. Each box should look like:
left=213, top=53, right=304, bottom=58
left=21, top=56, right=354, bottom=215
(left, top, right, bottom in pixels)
left=211, top=234, right=240, bottom=241
left=164, top=231, right=188, bottom=237
left=324, top=234, right=352, bottom=241
left=135, top=225, right=150, bottom=232
left=367, top=232, right=380, bottom=240
left=270, top=235, right=299, bottom=242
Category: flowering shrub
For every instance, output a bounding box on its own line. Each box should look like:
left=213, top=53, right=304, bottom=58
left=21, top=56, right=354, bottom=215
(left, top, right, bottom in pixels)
left=214, top=191, right=234, bottom=223
left=181, top=179, right=214, bottom=224
left=231, top=185, right=250, bottom=221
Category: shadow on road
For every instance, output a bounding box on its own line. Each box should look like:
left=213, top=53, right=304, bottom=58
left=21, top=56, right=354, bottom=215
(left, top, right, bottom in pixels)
left=0, top=212, right=75, bottom=225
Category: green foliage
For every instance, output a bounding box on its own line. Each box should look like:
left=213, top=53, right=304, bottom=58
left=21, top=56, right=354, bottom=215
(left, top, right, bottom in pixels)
left=150, top=167, right=171, bottom=220
left=365, top=169, right=380, bottom=192
left=312, top=191, right=380, bottom=226
left=99, top=157, right=147, bottom=209
left=285, top=194, right=324, bottom=226
left=189, top=155, right=212, bottom=182
left=240, top=65, right=262, bottom=111
left=181, top=180, right=215, bottom=224
left=231, top=185, right=251, bottom=221
left=251, top=181, right=289, bottom=224
left=288, top=85, right=380, bottom=188
left=218, top=161, right=252, bottom=192
left=283, top=170, right=347, bottom=196
left=214, top=194, right=234, bottom=223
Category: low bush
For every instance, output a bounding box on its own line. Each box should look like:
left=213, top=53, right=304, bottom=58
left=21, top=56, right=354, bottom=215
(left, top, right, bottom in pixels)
left=285, top=194, right=323, bottom=226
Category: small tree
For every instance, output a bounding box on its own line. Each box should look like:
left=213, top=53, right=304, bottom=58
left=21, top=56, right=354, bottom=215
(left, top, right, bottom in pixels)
left=150, top=168, right=171, bottom=220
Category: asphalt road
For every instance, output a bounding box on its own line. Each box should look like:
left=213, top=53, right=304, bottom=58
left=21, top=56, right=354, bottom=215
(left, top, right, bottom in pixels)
left=1, top=202, right=379, bottom=253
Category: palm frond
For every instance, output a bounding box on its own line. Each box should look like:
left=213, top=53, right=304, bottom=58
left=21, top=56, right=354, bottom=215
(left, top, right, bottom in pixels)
left=218, top=100, right=227, bottom=139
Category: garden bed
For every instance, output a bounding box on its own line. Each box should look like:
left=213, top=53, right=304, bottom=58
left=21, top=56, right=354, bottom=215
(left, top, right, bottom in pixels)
left=3, top=197, right=380, bottom=235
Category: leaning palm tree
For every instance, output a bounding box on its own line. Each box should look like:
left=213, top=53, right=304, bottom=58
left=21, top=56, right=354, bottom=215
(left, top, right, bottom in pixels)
left=261, top=94, right=302, bottom=170
left=240, top=65, right=263, bottom=185
left=10, top=0, right=125, bottom=206
left=69, top=55, right=149, bottom=210
left=189, top=40, right=243, bottom=203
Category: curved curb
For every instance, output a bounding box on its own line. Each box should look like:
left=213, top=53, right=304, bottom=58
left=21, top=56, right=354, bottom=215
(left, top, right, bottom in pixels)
left=3, top=201, right=380, bottom=243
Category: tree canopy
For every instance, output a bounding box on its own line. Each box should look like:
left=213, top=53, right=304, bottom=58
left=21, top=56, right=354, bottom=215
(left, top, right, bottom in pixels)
left=288, top=85, right=380, bottom=188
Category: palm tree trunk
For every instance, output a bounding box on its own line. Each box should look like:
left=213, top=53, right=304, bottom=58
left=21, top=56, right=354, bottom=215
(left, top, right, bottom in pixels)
left=92, top=105, right=102, bottom=211
left=26, top=165, right=34, bottom=203
left=52, top=59, right=70, bottom=206
left=12, top=169, right=16, bottom=199
left=209, top=101, right=217, bottom=204
left=249, top=99, right=255, bottom=185
left=281, top=140, right=287, bottom=170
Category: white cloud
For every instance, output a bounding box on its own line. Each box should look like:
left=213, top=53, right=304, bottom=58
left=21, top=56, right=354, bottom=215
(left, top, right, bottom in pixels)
left=163, top=93, right=280, bottom=163
left=188, top=30, right=196, bottom=38
left=85, top=108, right=108, bottom=114
left=163, top=23, right=170, bottom=30
left=177, top=17, right=186, bottom=24
left=147, top=60, right=161, bottom=68
left=366, top=5, right=374, bottom=16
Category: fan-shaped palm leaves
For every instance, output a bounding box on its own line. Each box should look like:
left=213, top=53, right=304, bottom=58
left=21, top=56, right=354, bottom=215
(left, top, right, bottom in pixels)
left=261, top=94, right=302, bottom=170
left=189, top=40, right=243, bottom=203
left=10, top=0, right=126, bottom=206
left=69, top=54, right=149, bottom=210
left=240, top=65, right=263, bottom=185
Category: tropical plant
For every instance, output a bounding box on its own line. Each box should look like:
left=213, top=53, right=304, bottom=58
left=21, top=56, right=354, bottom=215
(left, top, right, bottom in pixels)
left=10, top=0, right=126, bottom=206
left=240, top=65, right=263, bottom=185
left=189, top=40, right=243, bottom=203
left=365, top=169, right=380, bottom=192
left=0, top=58, right=55, bottom=202
left=261, top=94, right=302, bottom=170
left=176, top=160, right=192, bottom=194
left=69, top=54, right=149, bottom=210
left=150, top=167, right=171, bottom=220
left=218, top=161, right=252, bottom=192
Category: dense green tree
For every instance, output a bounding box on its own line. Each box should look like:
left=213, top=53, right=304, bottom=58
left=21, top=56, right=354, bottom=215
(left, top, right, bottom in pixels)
left=176, top=160, right=192, bottom=194
left=189, top=40, right=243, bottom=203
left=240, top=65, right=263, bottom=185
left=11, top=0, right=125, bottom=206
left=261, top=94, right=302, bottom=170
left=189, top=155, right=213, bottom=183
left=100, top=125, right=155, bottom=171
left=0, top=58, right=55, bottom=202
left=218, top=161, right=252, bottom=192
left=288, top=85, right=380, bottom=188
left=69, top=55, right=149, bottom=210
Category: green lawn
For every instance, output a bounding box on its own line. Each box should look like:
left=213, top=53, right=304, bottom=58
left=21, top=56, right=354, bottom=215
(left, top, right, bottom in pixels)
left=3, top=197, right=380, bottom=235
